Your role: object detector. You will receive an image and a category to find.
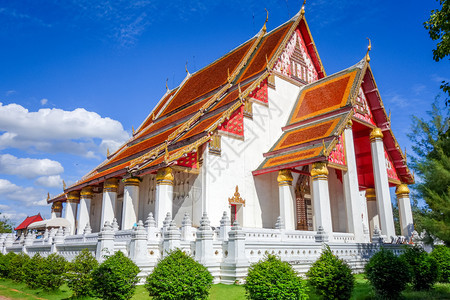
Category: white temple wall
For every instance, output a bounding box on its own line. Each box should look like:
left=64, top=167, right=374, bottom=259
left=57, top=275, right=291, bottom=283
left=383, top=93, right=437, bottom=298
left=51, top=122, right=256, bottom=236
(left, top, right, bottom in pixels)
left=90, top=193, right=103, bottom=232
left=203, top=76, right=301, bottom=228
left=360, top=191, right=370, bottom=234
left=138, top=174, right=156, bottom=222
left=254, top=172, right=279, bottom=228
left=328, top=168, right=347, bottom=233
left=172, top=171, right=202, bottom=226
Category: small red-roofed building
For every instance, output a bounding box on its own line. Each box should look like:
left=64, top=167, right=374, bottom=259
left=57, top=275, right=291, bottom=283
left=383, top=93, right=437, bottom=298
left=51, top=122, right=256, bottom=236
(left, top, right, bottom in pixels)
left=14, top=214, right=43, bottom=236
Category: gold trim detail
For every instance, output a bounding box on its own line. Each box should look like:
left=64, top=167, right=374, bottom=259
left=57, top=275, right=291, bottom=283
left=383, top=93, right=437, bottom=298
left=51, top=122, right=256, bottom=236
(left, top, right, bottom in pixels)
left=365, top=188, right=376, bottom=201
left=80, top=187, right=93, bottom=198
left=346, top=119, right=353, bottom=128
left=124, top=177, right=140, bottom=186
left=244, top=100, right=253, bottom=118
left=104, top=178, right=119, bottom=192
left=51, top=201, right=63, bottom=212
left=370, top=127, right=383, bottom=142
left=156, top=167, right=174, bottom=185
left=395, top=184, right=410, bottom=196
left=277, top=169, right=293, bottom=186
left=209, top=132, right=221, bottom=156
left=228, top=185, right=245, bottom=206
left=311, top=162, right=329, bottom=180
left=67, top=191, right=80, bottom=203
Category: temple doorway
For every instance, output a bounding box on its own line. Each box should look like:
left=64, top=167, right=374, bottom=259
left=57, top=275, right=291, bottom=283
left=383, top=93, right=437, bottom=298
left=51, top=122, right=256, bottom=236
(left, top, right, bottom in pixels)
left=294, top=169, right=313, bottom=231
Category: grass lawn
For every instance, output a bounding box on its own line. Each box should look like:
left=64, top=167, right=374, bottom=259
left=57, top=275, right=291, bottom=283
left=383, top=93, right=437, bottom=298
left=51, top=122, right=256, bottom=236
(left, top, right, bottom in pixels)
left=0, top=275, right=449, bottom=299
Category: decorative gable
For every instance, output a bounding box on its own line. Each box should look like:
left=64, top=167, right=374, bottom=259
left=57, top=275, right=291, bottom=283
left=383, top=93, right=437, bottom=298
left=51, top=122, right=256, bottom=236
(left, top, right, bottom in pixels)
left=273, top=28, right=319, bottom=84
left=353, top=88, right=375, bottom=125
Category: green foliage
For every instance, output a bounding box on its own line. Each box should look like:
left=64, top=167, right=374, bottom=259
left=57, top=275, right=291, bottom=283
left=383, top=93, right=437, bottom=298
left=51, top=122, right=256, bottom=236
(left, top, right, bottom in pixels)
left=306, top=246, right=354, bottom=300
left=431, top=245, right=450, bottom=282
left=244, top=254, right=308, bottom=300
left=91, top=250, right=140, bottom=300
left=401, top=246, right=439, bottom=290
left=8, top=252, right=30, bottom=282
left=145, top=249, right=213, bottom=300
left=23, top=253, right=45, bottom=289
left=66, top=248, right=99, bottom=297
left=0, top=252, right=15, bottom=278
left=365, top=247, right=410, bottom=299
left=409, top=100, right=450, bottom=245
left=40, top=253, right=67, bottom=291
left=0, top=214, right=13, bottom=233
left=424, top=0, right=450, bottom=62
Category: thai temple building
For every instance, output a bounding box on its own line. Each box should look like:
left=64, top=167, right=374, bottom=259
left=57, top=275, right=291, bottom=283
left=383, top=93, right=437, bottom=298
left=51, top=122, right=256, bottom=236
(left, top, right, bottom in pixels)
left=2, top=7, right=415, bottom=282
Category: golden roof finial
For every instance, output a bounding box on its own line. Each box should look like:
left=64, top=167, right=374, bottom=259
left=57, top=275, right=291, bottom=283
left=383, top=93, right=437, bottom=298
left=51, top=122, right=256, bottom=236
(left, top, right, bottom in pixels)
left=107, top=148, right=110, bottom=157
left=62, top=180, right=66, bottom=189
left=165, top=78, right=169, bottom=91
left=238, top=83, right=242, bottom=99
left=47, top=192, right=50, bottom=201
left=365, top=37, right=371, bottom=62
left=227, top=68, right=231, bottom=83
left=151, top=112, right=156, bottom=121
left=262, top=8, right=269, bottom=32
left=322, top=139, right=328, bottom=156
left=164, top=142, right=169, bottom=162
left=404, top=147, right=407, bottom=162
left=185, top=61, right=189, bottom=74
left=301, top=0, right=306, bottom=15
left=388, top=110, right=391, bottom=122
left=132, top=126, right=135, bottom=135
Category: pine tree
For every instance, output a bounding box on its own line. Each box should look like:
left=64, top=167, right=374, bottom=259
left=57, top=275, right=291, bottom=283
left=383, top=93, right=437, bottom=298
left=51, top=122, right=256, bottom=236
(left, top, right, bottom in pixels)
left=409, top=99, right=450, bottom=245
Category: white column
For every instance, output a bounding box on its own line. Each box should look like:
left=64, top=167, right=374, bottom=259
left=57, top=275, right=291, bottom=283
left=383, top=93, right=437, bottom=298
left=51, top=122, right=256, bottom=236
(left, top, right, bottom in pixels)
left=77, top=187, right=93, bottom=234
left=51, top=201, right=62, bottom=219
left=155, top=167, right=174, bottom=228
left=277, top=169, right=296, bottom=230
left=311, top=162, right=333, bottom=237
left=122, top=177, right=140, bottom=230
left=365, top=188, right=380, bottom=238
left=342, top=120, right=365, bottom=242
left=396, top=184, right=414, bottom=238
left=370, top=128, right=396, bottom=239
left=64, top=191, right=79, bottom=235
left=100, top=178, right=119, bottom=228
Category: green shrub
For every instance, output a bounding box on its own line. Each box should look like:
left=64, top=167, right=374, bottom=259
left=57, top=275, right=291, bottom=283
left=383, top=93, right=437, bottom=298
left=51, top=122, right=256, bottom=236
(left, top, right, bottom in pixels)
left=244, top=254, right=308, bottom=300
left=306, top=246, right=354, bottom=300
left=23, top=253, right=45, bottom=289
left=430, top=245, right=450, bottom=283
left=0, top=252, right=16, bottom=278
left=39, top=253, right=67, bottom=291
left=365, top=247, right=410, bottom=299
left=401, top=245, right=438, bottom=290
left=91, top=251, right=140, bottom=300
left=145, top=249, right=213, bottom=300
left=8, top=252, right=30, bottom=282
left=66, top=248, right=99, bottom=297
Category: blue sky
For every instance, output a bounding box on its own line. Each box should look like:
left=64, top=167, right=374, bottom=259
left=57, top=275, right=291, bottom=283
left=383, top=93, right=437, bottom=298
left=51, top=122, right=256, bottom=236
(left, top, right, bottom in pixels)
left=0, top=0, right=448, bottom=226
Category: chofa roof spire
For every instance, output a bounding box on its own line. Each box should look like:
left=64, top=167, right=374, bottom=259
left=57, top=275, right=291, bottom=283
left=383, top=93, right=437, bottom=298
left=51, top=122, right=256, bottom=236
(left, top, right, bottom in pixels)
left=365, top=37, right=372, bottom=62
left=301, top=0, right=306, bottom=15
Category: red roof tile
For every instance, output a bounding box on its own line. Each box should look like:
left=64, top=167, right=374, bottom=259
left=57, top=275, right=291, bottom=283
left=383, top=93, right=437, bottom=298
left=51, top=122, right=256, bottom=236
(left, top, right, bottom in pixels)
left=15, top=214, right=43, bottom=231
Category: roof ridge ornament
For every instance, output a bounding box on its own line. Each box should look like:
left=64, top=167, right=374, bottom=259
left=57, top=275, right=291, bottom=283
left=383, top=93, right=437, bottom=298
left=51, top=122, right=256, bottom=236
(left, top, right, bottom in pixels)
left=165, top=78, right=169, bottom=91
left=62, top=180, right=66, bottom=190
left=262, top=8, right=269, bottom=33
left=185, top=61, right=189, bottom=75
left=365, top=37, right=371, bottom=62
left=301, top=0, right=306, bottom=15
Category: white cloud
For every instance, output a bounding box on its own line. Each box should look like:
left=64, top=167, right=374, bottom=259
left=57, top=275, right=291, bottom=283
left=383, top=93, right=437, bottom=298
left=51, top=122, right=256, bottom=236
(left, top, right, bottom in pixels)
left=0, top=154, right=63, bottom=179
left=0, top=102, right=129, bottom=157
left=0, top=179, right=47, bottom=206
left=40, top=98, right=48, bottom=105
left=35, top=175, right=63, bottom=188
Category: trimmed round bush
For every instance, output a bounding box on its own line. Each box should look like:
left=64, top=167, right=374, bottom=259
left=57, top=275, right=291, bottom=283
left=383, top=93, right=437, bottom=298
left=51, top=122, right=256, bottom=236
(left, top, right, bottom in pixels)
left=66, top=248, right=99, bottom=297
left=23, top=253, right=45, bottom=289
left=91, top=250, right=140, bottom=300
left=145, top=249, right=213, bottom=300
left=39, top=253, right=67, bottom=291
left=430, top=245, right=450, bottom=283
left=306, top=246, right=354, bottom=300
left=365, top=247, right=410, bottom=299
left=0, top=252, right=16, bottom=278
left=401, top=245, right=438, bottom=290
left=8, top=252, right=30, bottom=282
left=244, top=254, right=308, bottom=300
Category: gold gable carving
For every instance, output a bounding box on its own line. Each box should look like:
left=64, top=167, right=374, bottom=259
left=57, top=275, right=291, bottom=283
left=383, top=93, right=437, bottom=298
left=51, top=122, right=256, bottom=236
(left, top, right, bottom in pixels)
left=228, top=185, right=246, bottom=206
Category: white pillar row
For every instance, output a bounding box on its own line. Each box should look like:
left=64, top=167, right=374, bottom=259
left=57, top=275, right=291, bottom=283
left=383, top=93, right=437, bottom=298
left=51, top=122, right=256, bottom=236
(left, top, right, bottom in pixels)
left=342, top=120, right=365, bottom=242
left=155, top=167, right=174, bottom=228
left=100, top=178, right=119, bottom=228
left=311, top=162, right=333, bottom=237
left=77, top=187, right=93, bottom=234
left=65, top=191, right=79, bottom=235
left=396, top=184, right=414, bottom=238
left=51, top=201, right=63, bottom=219
left=122, top=177, right=140, bottom=230
left=365, top=188, right=380, bottom=239
left=370, top=128, right=396, bottom=239
left=277, top=169, right=296, bottom=230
